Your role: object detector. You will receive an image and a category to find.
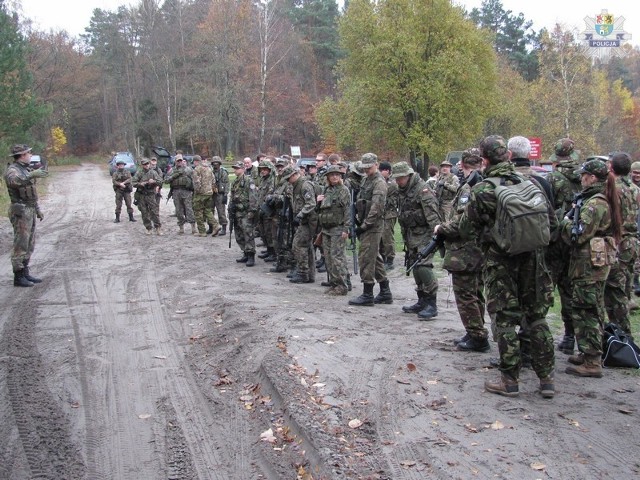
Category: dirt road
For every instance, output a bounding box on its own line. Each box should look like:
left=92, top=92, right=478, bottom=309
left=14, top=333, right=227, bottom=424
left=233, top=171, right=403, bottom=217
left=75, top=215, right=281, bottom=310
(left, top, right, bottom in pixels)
left=0, top=163, right=639, bottom=479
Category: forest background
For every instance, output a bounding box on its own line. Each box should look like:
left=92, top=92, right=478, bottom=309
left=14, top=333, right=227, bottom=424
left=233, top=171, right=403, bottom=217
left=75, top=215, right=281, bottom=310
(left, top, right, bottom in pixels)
left=1, top=0, right=640, bottom=166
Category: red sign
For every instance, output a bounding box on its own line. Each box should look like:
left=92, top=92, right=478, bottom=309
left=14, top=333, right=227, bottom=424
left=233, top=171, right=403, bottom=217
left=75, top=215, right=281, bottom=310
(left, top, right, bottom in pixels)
left=529, top=137, right=542, bottom=160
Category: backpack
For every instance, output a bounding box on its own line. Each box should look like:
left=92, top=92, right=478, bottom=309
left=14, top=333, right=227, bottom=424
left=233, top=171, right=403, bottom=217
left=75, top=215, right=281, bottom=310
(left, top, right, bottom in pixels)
left=485, top=176, right=551, bottom=255
left=602, top=323, right=640, bottom=368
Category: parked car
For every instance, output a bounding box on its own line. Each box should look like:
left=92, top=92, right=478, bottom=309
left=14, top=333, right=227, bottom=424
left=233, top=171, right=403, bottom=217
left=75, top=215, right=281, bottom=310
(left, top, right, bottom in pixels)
left=109, top=151, right=137, bottom=176
left=151, top=146, right=174, bottom=174
left=296, top=157, right=316, bottom=169
left=29, top=154, right=44, bottom=169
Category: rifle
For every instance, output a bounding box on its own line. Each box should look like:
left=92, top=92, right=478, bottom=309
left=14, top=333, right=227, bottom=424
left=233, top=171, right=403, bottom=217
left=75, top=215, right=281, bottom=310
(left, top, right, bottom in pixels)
left=566, top=193, right=584, bottom=243
left=349, top=188, right=359, bottom=275
left=284, top=196, right=294, bottom=249
left=406, top=234, right=444, bottom=275
left=166, top=186, right=174, bottom=205
left=228, top=202, right=236, bottom=248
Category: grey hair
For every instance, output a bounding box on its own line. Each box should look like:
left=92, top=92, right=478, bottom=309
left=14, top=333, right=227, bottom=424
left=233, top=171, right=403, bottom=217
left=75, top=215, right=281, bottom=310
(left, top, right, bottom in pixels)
left=507, top=136, right=531, bottom=159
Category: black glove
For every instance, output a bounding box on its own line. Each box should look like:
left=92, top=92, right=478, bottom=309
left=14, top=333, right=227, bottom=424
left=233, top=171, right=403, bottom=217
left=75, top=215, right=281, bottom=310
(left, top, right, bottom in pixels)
left=222, top=195, right=227, bottom=205
left=355, top=225, right=367, bottom=237
left=292, top=216, right=301, bottom=227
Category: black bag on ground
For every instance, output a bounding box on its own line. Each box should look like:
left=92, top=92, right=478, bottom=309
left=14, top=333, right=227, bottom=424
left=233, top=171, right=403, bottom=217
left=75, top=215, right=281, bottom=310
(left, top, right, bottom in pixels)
left=602, top=323, right=640, bottom=368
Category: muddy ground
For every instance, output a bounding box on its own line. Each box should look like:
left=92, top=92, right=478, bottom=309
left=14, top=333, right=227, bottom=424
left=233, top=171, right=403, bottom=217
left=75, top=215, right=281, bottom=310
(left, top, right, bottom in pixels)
left=0, top=162, right=639, bottom=480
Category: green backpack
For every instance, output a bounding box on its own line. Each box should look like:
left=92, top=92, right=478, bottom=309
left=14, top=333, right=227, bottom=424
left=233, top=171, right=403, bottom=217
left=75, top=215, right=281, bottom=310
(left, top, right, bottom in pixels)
left=485, top=177, right=551, bottom=255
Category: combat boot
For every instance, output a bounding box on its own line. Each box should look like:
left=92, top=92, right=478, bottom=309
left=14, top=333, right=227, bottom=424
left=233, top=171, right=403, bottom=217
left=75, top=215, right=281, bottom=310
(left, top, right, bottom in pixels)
left=316, top=257, right=326, bottom=273
left=211, top=225, right=222, bottom=237
left=286, top=267, right=297, bottom=278
left=557, top=335, right=575, bottom=355
left=191, top=224, right=197, bottom=235
left=114, top=213, right=120, bottom=223
left=539, top=376, right=555, bottom=399
left=289, top=272, right=311, bottom=283
left=374, top=280, right=393, bottom=304
left=484, top=373, right=519, bottom=397
left=258, top=249, right=271, bottom=259
left=264, top=249, right=278, bottom=262
left=566, top=354, right=603, bottom=378
left=348, top=283, right=375, bottom=306
left=402, top=291, right=427, bottom=313
left=567, top=352, right=584, bottom=365
left=245, top=253, right=255, bottom=267
left=128, top=212, right=136, bottom=222
left=219, top=224, right=227, bottom=236
left=328, top=285, right=348, bottom=296
left=236, top=254, right=248, bottom=263
left=178, top=225, right=185, bottom=234
left=146, top=228, right=153, bottom=235
left=14, top=270, right=34, bottom=287
left=269, top=261, right=288, bottom=273
left=417, top=294, right=438, bottom=320
left=206, top=224, right=214, bottom=235
left=321, top=280, right=335, bottom=287
left=454, top=333, right=470, bottom=346
left=22, top=264, right=42, bottom=284
left=457, top=336, right=490, bottom=353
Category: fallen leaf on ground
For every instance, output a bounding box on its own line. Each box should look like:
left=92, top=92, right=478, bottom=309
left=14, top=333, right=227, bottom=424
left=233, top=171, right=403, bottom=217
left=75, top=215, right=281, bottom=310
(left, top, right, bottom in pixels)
left=138, top=414, right=152, bottom=419
left=464, top=424, right=479, bottom=433
left=407, top=363, right=416, bottom=372
left=348, top=419, right=363, bottom=429
left=153, top=355, right=167, bottom=359
left=260, top=428, right=277, bottom=443
left=490, top=421, right=504, bottom=430
left=175, top=309, right=187, bottom=314
left=400, top=460, right=416, bottom=467
left=530, top=462, right=546, bottom=471
left=618, top=406, right=634, bottom=414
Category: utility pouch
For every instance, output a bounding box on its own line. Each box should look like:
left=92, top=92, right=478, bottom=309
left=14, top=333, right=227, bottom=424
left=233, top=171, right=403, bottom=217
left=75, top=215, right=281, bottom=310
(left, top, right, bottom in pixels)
left=589, top=237, right=608, bottom=267
left=10, top=203, right=26, bottom=217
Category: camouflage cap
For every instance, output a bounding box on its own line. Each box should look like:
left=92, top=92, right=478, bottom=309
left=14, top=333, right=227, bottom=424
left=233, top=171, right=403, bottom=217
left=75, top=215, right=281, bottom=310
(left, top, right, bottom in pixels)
left=232, top=161, right=244, bottom=169
left=360, top=153, right=378, bottom=167
left=391, top=161, right=414, bottom=179
left=10, top=144, right=32, bottom=157
left=440, top=160, right=452, bottom=167
left=210, top=156, right=222, bottom=165
left=193, top=155, right=201, bottom=162
left=280, top=166, right=298, bottom=180
left=554, top=138, right=575, bottom=159
left=140, top=158, right=150, bottom=165
left=462, top=147, right=482, bottom=165
left=337, top=161, right=349, bottom=170
left=631, top=161, right=640, bottom=171
left=480, top=135, right=509, bottom=163
left=350, top=161, right=365, bottom=176
left=258, top=160, right=273, bottom=169
left=325, top=165, right=344, bottom=176
left=275, top=158, right=288, bottom=166
left=577, top=159, right=608, bottom=180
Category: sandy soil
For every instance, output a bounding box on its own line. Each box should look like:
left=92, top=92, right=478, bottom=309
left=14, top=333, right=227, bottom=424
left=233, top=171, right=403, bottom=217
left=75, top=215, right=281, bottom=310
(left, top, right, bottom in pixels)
left=0, top=163, right=639, bottom=480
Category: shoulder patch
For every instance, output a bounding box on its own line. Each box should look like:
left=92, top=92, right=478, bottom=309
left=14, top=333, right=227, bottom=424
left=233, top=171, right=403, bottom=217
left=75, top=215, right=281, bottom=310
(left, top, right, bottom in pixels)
left=459, top=193, right=470, bottom=204
left=250, top=184, right=256, bottom=190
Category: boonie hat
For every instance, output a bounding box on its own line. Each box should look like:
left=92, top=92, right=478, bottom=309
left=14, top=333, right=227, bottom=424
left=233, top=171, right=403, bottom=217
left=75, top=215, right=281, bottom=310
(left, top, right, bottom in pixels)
left=325, top=165, right=344, bottom=176
left=10, top=144, right=32, bottom=156
left=555, top=138, right=575, bottom=159
left=391, top=161, right=414, bottom=179
left=280, top=166, right=298, bottom=180
left=232, top=161, right=244, bottom=169
left=462, top=147, right=482, bottom=165
left=440, top=160, right=452, bottom=167
left=577, top=159, right=608, bottom=180
left=360, top=153, right=378, bottom=167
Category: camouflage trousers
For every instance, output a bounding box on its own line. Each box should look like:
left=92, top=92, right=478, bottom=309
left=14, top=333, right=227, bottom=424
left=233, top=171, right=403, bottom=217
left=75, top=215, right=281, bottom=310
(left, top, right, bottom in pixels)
left=546, top=240, right=574, bottom=335
left=451, top=271, right=487, bottom=340
left=114, top=189, right=134, bottom=216
left=193, top=194, right=218, bottom=234
left=379, top=217, right=396, bottom=262
left=172, top=189, right=195, bottom=226
left=605, top=260, right=631, bottom=335
left=258, top=213, right=275, bottom=249
left=9, top=203, right=37, bottom=271
left=323, top=228, right=349, bottom=289
left=571, top=279, right=608, bottom=356
left=234, top=214, right=255, bottom=254
left=137, top=193, right=161, bottom=230
left=406, top=248, right=438, bottom=296
left=292, top=223, right=315, bottom=280
left=212, top=193, right=228, bottom=226
left=358, top=229, right=387, bottom=285
left=485, top=249, right=555, bottom=380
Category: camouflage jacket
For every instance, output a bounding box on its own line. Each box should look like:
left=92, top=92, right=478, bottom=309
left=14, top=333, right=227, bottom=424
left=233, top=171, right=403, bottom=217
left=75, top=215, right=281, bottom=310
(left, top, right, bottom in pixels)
left=165, top=165, right=193, bottom=190
left=4, top=161, right=40, bottom=207
left=230, top=173, right=258, bottom=215
left=384, top=179, right=399, bottom=220
left=112, top=168, right=133, bottom=192
left=132, top=168, right=162, bottom=194
left=213, top=166, right=229, bottom=195
left=438, top=171, right=483, bottom=272
left=435, top=172, right=460, bottom=205
left=291, top=176, right=317, bottom=220
left=193, top=165, right=215, bottom=195
left=547, top=162, right=581, bottom=217
left=318, top=183, right=351, bottom=233
left=257, top=171, right=277, bottom=204
left=397, top=173, right=441, bottom=250
left=356, top=171, right=387, bottom=232
left=616, top=176, right=639, bottom=236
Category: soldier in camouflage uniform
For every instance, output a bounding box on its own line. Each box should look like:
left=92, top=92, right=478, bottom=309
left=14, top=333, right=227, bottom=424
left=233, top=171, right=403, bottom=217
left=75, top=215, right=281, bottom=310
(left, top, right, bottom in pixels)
left=211, top=157, right=229, bottom=235
left=545, top=139, right=582, bottom=354
left=561, top=159, right=622, bottom=377
left=459, top=135, right=555, bottom=398
left=230, top=162, right=258, bottom=266
left=192, top=156, right=221, bottom=237
left=349, top=153, right=392, bottom=306
left=434, top=161, right=460, bottom=220
left=112, top=158, right=136, bottom=223
left=604, top=153, right=639, bottom=337
left=133, top=158, right=163, bottom=235
left=282, top=166, right=317, bottom=283
left=315, top=153, right=328, bottom=188
left=378, top=162, right=398, bottom=271
left=434, top=149, right=488, bottom=350
left=149, top=156, right=164, bottom=205
left=268, top=159, right=294, bottom=273
left=4, top=144, right=48, bottom=287
left=394, top=162, right=441, bottom=318
left=317, top=165, right=352, bottom=295
left=631, top=161, right=640, bottom=295
left=256, top=160, right=278, bottom=262
left=164, top=155, right=196, bottom=234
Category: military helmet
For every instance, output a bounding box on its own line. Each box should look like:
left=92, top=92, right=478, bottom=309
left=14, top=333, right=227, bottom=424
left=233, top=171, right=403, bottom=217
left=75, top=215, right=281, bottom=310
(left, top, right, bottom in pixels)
left=360, top=153, right=378, bottom=167
left=211, top=156, right=222, bottom=165
left=577, top=159, right=608, bottom=180
left=280, top=166, right=298, bottom=180
left=391, top=161, right=414, bottom=179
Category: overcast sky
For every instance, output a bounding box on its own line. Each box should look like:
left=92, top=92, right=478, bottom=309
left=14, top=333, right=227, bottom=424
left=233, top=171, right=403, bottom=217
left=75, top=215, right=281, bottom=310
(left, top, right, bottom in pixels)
left=18, top=0, right=638, bottom=46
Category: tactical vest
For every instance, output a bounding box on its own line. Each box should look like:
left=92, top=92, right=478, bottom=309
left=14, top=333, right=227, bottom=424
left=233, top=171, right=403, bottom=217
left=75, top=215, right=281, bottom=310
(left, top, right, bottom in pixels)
left=318, top=186, right=347, bottom=228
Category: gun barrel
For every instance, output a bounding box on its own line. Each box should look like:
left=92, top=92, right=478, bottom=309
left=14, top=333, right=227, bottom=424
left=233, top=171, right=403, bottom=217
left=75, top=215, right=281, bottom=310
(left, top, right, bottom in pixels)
left=405, top=234, right=443, bottom=275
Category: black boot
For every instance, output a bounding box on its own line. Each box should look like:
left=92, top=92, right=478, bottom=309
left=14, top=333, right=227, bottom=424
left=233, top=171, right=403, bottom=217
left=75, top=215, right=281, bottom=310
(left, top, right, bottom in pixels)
left=374, top=280, right=393, bottom=304
left=417, top=295, right=438, bottom=320
left=245, top=253, right=255, bottom=267
left=128, top=212, right=136, bottom=222
left=270, top=260, right=288, bottom=273
left=557, top=335, right=575, bottom=355
left=22, top=265, right=42, bottom=284
left=316, top=257, right=326, bottom=273
left=289, top=272, right=311, bottom=283
left=286, top=267, right=297, bottom=278
left=114, top=213, right=120, bottom=223
left=264, top=248, right=277, bottom=262
left=457, top=336, right=490, bottom=353
left=258, top=249, right=271, bottom=259
left=402, top=291, right=427, bottom=313
left=346, top=274, right=352, bottom=291
left=14, top=270, right=34, bottom=287
left=236, top=254, right=249, bottom=263
left=219, top=224, right=227, bottom=236
left=349, top=283, right=375, bottom=306
left=206, top=224, right=214, bottom=235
